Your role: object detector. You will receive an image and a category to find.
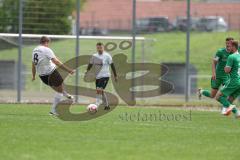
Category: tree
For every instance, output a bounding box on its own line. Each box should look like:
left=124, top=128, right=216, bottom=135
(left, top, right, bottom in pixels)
left=0, top=0, right=19, bottom=33
left=0, top=0, right=86, bottom=34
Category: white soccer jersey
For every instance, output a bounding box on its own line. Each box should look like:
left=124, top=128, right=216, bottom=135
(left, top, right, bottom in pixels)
left=90, top=52, right=113, bottom=79
left=32, top=45, right=56, bottom=76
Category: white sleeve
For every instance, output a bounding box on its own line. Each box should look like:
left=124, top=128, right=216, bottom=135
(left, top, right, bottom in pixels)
left=90, top=55, right=94, bottom=64
left=32, top=52, right=34, bottom=62
left=46, top=48, right=56, bottom=60
left=108, top=54, right=113, bottom=64
left=213, top=56, right=219, bottom=61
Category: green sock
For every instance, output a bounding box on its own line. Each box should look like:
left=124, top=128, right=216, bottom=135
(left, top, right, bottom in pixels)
left=218, top=96, right=231, bottom=108
left=232, top=107, right=238, bottom=114
left=202, top=90, right=211, bottom=98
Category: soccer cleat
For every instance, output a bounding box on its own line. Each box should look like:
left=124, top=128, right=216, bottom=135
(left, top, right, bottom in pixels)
left=49, top=112, right=59, bottom=116
left=224, top=105, right=236, bottom=116
left=234, top=110, right=240, bottom=119
left=197, top=88, right=202, bottom=100
left=65, top=94, right=74, bottom=100
left=221, top=107, right=227, bottom=115
left=63, top=91, right=74, bottom=100
left=104, top=106, right=110, bottom=110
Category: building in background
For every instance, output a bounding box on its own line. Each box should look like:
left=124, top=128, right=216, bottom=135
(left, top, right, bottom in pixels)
left=79, top=0, right=240, bottom=32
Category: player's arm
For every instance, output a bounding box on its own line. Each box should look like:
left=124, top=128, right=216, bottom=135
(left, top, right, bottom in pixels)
left=224, top=56, right=233, bottom=73
left=46, top=48, right=74, bottom=74
left=84, top=63, right=93, bottom=80
left=32, top=62, right=36, bottom=81
left=108, top=55, right=117, bottom=82
left=86, top=63, right=93, bottom=72
left=224, top=66, right=231, bottom=73
left=111, top=63, right=118, bottom=82
left=212, top=51, right=221, bottom=80
left=86, top=56, right=94, bottom=73
left=212, top=59, right=217, bottom=80
left=84, top=56, right=94, bottom=81
left=51, top=57, right=75, bottom=74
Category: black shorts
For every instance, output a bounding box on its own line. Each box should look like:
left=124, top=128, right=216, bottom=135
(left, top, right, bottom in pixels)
left=39, top=69, right=63, bottom=87
left=96, top=77, right=109, bottom=89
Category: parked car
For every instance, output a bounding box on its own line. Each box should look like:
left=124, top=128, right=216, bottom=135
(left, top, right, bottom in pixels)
left=80, top=27, right=108, bottom=35
left=136, top=17, right=173, bottom=33
left=196, top=16, right=228, bottom=32
left=173, top=17, right=199, bottom=31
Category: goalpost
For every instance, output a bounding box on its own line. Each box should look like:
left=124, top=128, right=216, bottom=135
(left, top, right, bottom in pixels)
left=0, top=33, right=146, bottom=40
left=0, top=33, right=149, bottom=103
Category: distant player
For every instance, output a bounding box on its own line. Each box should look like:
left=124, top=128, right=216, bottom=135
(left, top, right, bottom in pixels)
left=215, top=40, right=240, bottom=118
left=32, top=36, right=75, bottom=115
left=198, top=37, right=233, bottom=108
left=85, top=42, right=117, bottom=110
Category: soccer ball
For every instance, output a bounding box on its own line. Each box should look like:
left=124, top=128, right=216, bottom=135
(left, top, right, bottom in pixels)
left=87, top=104, right=98, bottom=114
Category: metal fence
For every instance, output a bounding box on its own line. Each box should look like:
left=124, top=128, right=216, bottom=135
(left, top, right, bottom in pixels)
left=0, top=0, right=240, bottom=105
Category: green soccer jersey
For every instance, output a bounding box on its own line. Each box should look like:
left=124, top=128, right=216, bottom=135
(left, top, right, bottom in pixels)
left=225, top=52, right=240, bottom=80
left=214, top=48, right=231, bottom=78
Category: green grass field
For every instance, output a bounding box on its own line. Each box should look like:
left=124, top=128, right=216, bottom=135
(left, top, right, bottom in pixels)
left=0, top=104, right=240, bottom=160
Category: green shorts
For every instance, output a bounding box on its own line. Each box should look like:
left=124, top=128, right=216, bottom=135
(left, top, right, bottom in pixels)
left=220, top=79, right=240, bottom=98
left=229, top=89, right=240, bottom=99
left=211, top=77, right=229, bottom=89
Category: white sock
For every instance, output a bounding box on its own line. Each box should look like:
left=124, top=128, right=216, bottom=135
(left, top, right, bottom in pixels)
left=102, top=92, right=109, bottom=107
left=62, top=90, right=69, bottom=97
left=235, top=108, right=240, bottom=116
left=96, top=94, right=102, bottom=106
left=51, top=92, right=63, bottom=113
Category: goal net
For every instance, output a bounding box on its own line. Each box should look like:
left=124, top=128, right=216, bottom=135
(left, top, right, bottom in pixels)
left=0, top=33, right=153, bottom=104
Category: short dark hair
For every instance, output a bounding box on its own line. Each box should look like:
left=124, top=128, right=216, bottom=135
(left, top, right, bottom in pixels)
left=231, top=40, right=238, bottom=49
left=96, top=42, right=104, bottom=46
left=40, top=36, right=50, bottom=44
left=226, top=37, right=234, bottom=41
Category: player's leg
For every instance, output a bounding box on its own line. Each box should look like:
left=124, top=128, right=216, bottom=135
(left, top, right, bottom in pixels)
left=223, top=83, right=240, bottom=116
left=50, top=92, right=63, bottom=115
left=228, top=90, right=240, bottom=118
left=228, top=96, right=239, bottom=115
left=49, top=70, right=73, bottom=99
left=39, top=74, right=60, bottom=115
left=101, top=77, right=110, bottom=110
left=96, top=89, right=103, bottom=106
left=95, top=78, right=103, bottom=106
left=49, top=81, right=64, bottom=115
left=218, top=77, right=231, bottom=113
left=201, top=88, right=218, bottom=98
left=215, top=82, right=236, bottom=116
left=95, top=77, right=110, bottom=110
left=198, top=78, right=221, bottom=99
left=102, top=91, right=109, bottom=110
left=215, top=91, right=232, bottom=115
left=48, top=70, right=73, bottom=115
